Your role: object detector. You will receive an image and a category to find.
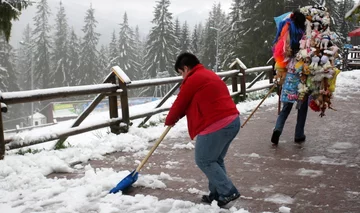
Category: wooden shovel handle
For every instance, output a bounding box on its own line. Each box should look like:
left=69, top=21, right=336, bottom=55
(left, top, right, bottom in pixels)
left=241, top=85, right=276, bottom=128
left=134, top=126, right=172, bottom=174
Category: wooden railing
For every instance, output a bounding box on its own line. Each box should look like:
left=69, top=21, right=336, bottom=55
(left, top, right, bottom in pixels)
left=0, top=59, right=274, bottom=159
left=343, top=48, right=359, bottom=70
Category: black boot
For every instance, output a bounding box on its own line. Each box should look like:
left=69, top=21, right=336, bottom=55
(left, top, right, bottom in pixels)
left=294, top=135, right=306, bottom=143
left=201, top=192, right=219, bottom=204
left=271, top=130, right=281, bottom=145
left=217, top=192, right=241, bottom=206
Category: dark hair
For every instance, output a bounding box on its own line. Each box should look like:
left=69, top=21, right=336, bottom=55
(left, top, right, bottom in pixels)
left=291, top=9, right=306, bottom=31
left=290, top=9, right=306, bottom=56
left=174, top=52, right=200, bottom=73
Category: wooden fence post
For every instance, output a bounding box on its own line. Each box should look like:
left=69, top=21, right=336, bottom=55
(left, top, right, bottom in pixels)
left=112, top=66, right=131, bottom=133
left=343, top=48, right=349, bottom=70
left=239, top=67, right=246, bottom=101
left=269, top=62, right=274, bottom=84
left=0, top=100, right=7, bottom=160
left=0, top=110, right=4, bottom=160
left=119, top=81, right=129, bottom=133
left=231, top=75, right=239, bottom=103
left=108, top=74, right=120, bottom=134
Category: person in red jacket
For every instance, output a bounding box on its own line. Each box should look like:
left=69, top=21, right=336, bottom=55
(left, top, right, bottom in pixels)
left=165, top=52, right=241, bottom=206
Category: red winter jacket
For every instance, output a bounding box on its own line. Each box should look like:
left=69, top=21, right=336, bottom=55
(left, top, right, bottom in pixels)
left=165, top=64, right=239, bottom=139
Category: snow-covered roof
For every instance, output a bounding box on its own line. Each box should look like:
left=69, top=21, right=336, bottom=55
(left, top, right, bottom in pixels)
left=28, top=112, right=46, bottom=119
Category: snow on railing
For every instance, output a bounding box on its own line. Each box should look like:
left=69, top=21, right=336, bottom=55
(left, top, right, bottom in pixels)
left=1, top=84, right=119, bottom=105
left=5, top=106, right=170, bottom=149
left=246, top=66, right=273, bottom=74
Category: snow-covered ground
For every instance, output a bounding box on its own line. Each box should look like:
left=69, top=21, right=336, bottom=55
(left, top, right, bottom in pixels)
left=1, top=70, right=359, bottom=213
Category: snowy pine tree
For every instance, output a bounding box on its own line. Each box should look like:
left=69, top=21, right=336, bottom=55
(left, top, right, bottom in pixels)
left=200, top=3, right=228, bottom=71
left=143, top=0, right=177, bottom=97
left=190, top=24, right=201, bottom=55
left=0, top=0, right=29, bottom=42
left=67, top=28, right=80, bottom=86
left=173, top=18, right=181, bottom=55
left=98, top=44, right=109, bottom=80
left=16, top=23, right=32, bottom=90
left=133, top=25, right=145, bottom=80
left=238, top=0, right=296, bottom=67
left=32, top=0, right=52, bottom=89
left=16, top=24, right=35, bottom=120
left=78, top=4, right=100, bottom=85
left=0, top=31, right=23, bottom=123
left=0, top=32, right=19, bottom=92
left=51, top=1, right=70, bottom=87
left=337, top=0, right=356, bottom=44
left=179, top=21, right=191, bottom=53
left=118, top=12, right=141, bottom=81
left=108, top=30, right=119, bottom=70
left=222, top=0, right=243, bottom=68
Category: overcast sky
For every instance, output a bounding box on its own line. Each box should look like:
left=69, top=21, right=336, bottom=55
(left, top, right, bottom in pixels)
left=11, top=0, right=233, bottom=47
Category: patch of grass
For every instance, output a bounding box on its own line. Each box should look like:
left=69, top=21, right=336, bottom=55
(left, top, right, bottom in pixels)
left=92, top=128, right=111, bottom=139
left=55, top=142, right=72, bottom=150
left=141, top=121, right=158, bottom=128
left=16, top=148, right=43, bottom=155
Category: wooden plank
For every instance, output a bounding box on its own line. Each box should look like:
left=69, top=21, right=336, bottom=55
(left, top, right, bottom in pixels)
left=127, top=70, right=241, bottom=89
left=0, top=111, right=4, bottom=160
left=347, top=63, right=360, bottom=67
left=246, top=65, right=273, bottom=74
left=2, top=84, right=119, bottom=105
left=247, top=84, right=274, bottom=92
left=109, top=75, right=119, bottom=134
left=119, top=82, right=130, bottom=133
left=247, top=71, right=266, bottom=89
left=127, top=77, right=183, bottom=89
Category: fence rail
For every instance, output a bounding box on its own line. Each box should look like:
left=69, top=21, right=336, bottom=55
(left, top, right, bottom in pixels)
left=343, top=48, right=360, bottom=70
left=0, top=59, right=274, bottom=159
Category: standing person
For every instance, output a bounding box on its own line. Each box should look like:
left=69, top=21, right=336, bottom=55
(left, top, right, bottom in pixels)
left=271, top=9, right=307, bottom=145
left=165, top=52, right=240, bottom=206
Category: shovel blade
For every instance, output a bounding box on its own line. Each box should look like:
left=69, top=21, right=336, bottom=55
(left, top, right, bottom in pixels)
left=109, top=170, right=138, bottom=194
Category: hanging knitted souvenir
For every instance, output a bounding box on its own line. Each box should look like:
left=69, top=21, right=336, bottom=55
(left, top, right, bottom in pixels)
left=297, top=5, right=341, bottom=117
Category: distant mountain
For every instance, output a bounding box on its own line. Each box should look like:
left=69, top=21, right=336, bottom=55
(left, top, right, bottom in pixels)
left=174, top=8, right=209, bottom=28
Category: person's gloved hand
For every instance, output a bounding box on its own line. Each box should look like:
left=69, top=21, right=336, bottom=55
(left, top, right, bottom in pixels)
left=274, top=69, right=287, bottom=86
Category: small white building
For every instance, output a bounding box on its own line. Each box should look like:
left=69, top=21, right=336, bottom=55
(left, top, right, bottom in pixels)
left=28, top=112, right=47, bottom=126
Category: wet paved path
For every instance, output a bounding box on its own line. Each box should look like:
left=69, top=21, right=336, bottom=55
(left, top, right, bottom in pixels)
left=49, top=94, right=360, bottom=213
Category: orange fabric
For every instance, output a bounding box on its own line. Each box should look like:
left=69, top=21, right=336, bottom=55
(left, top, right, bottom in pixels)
left=273, top=22, right=290, bottom=69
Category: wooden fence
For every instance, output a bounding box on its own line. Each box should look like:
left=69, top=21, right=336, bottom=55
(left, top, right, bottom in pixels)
left=343, top=48, right=360, bottom=70
left=0, top=59, right=274, bottom=160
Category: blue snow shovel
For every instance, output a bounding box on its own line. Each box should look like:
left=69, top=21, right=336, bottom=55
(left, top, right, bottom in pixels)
left=109, top=126, right=172, bottom=194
